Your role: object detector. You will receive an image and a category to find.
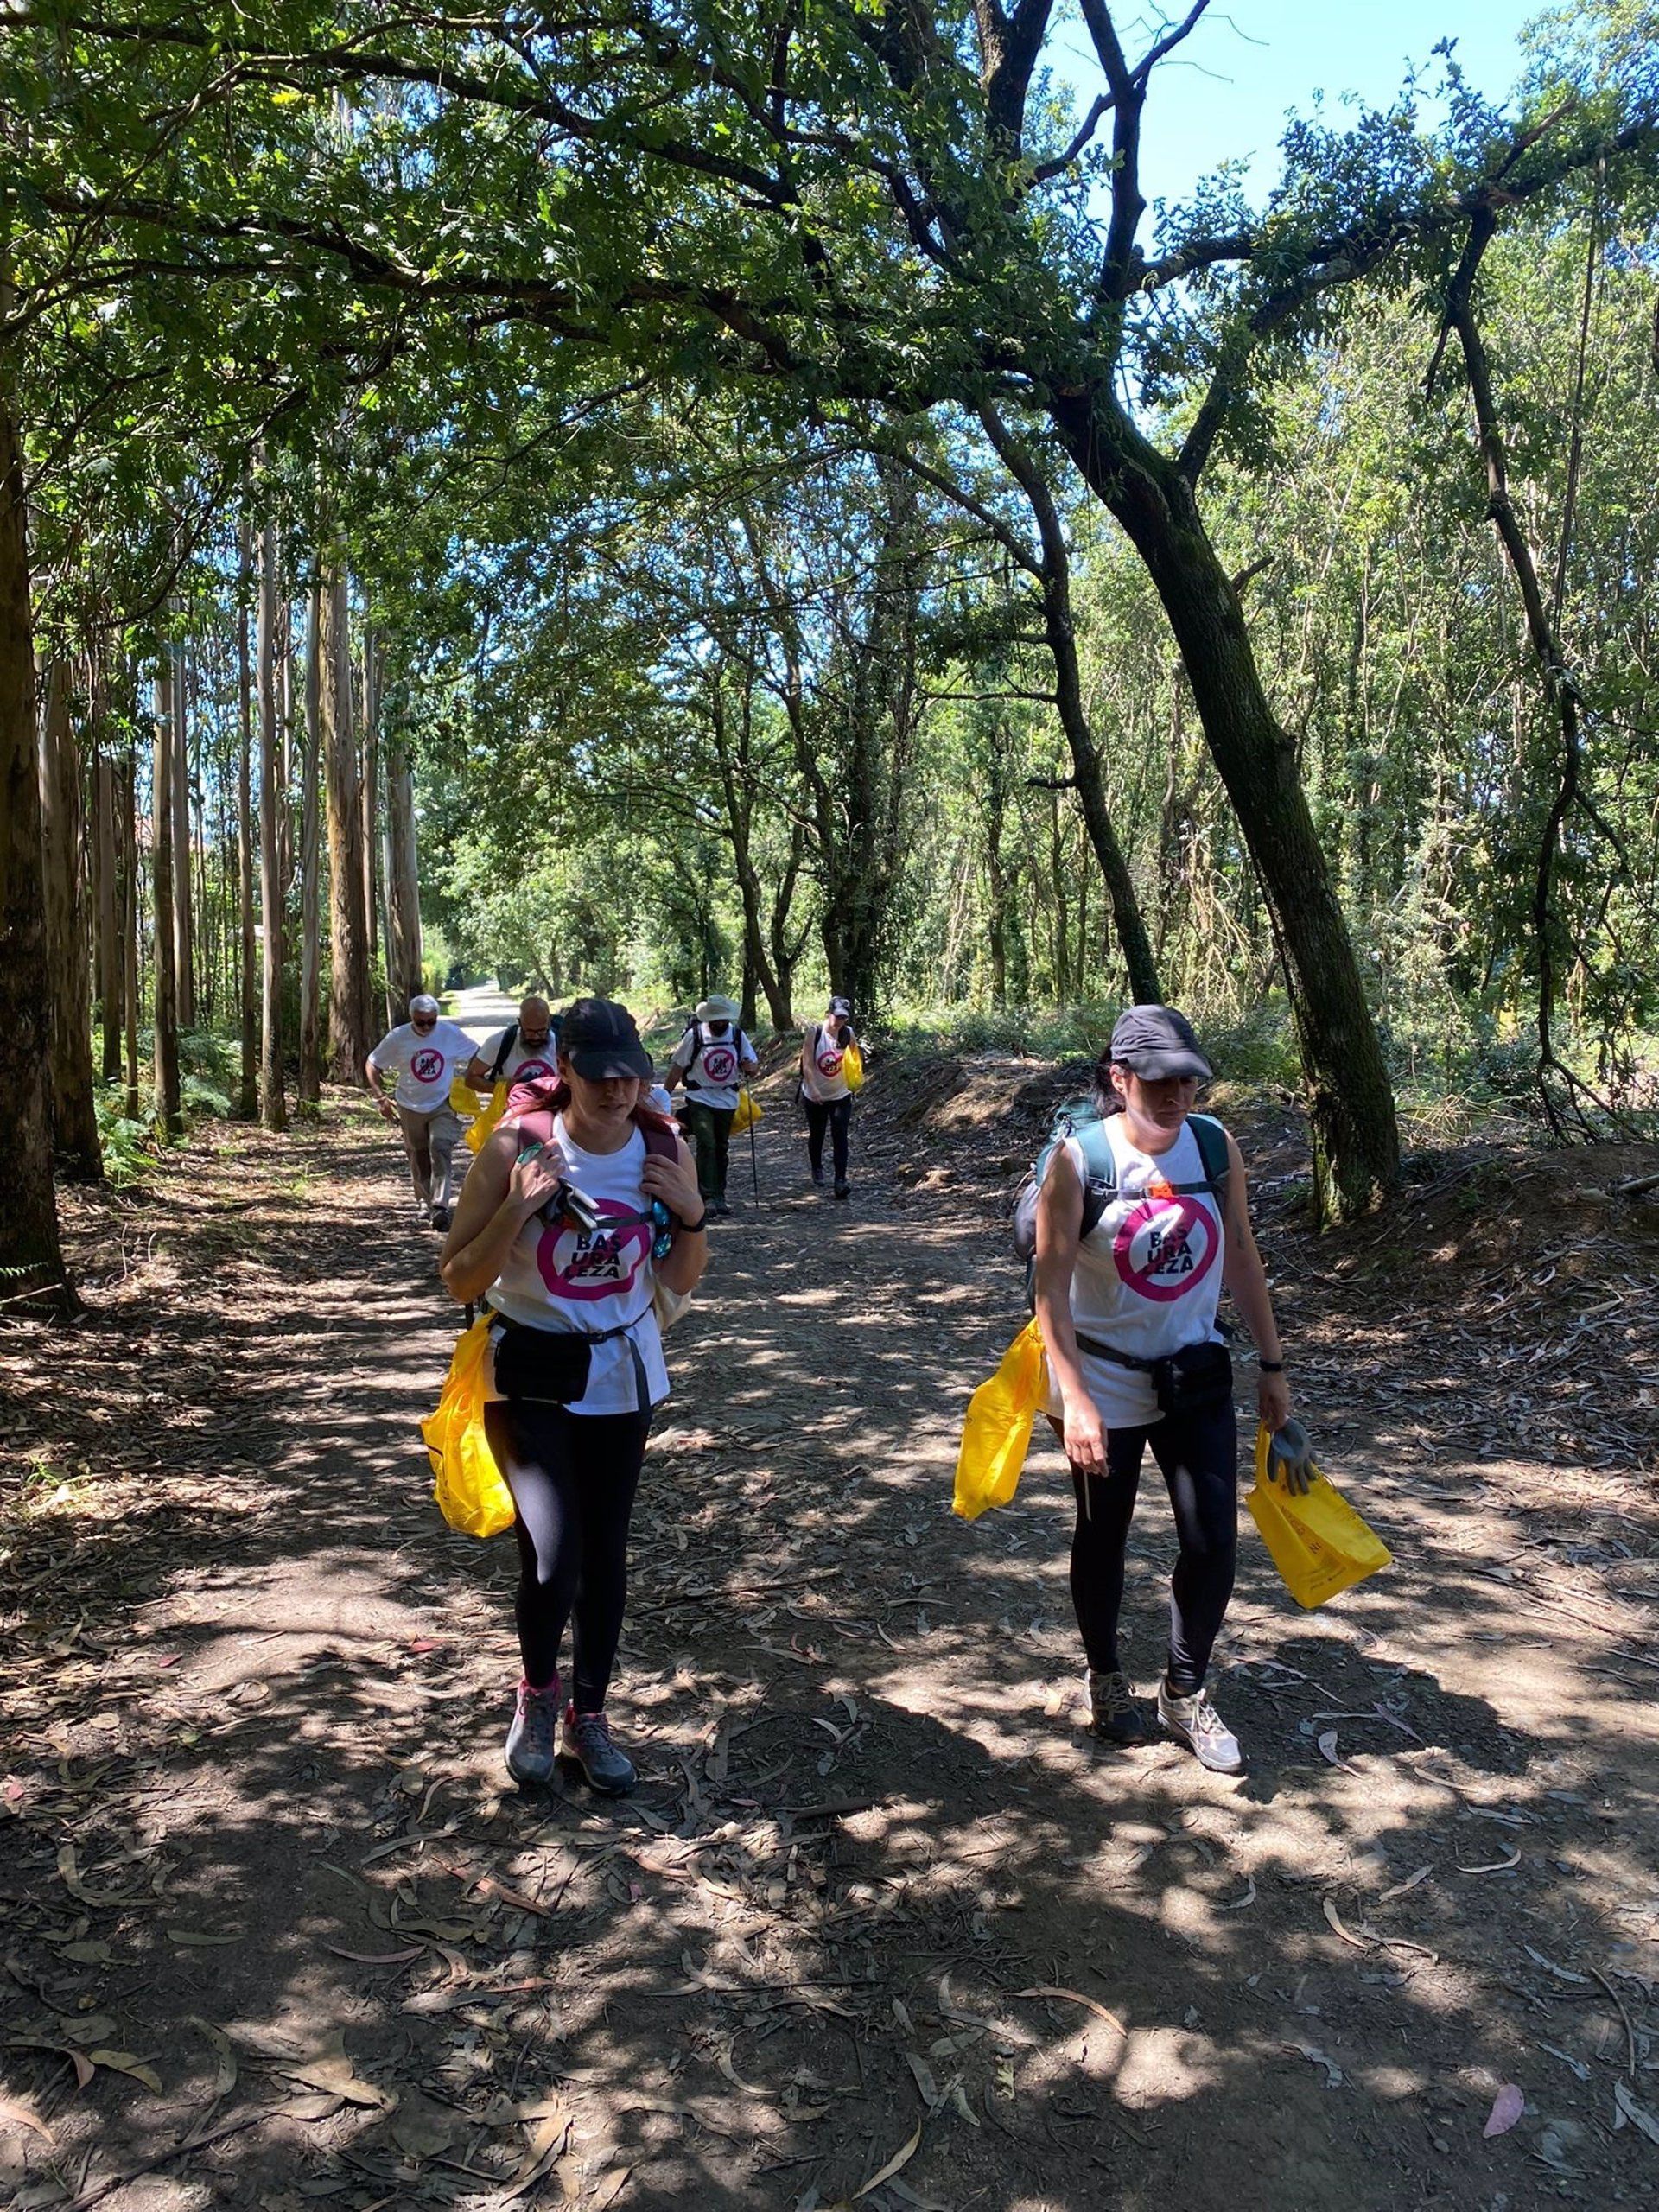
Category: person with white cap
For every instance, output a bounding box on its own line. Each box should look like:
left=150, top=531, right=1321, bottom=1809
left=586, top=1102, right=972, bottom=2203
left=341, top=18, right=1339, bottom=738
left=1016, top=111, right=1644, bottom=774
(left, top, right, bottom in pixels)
left=366, top=994, right=476, bottom=1229
left=799, top=995, right=859, bottom=1198
left=1031, top=1004, right=1292, bottom=1777
left=664, top=995, right=757, bottom=1219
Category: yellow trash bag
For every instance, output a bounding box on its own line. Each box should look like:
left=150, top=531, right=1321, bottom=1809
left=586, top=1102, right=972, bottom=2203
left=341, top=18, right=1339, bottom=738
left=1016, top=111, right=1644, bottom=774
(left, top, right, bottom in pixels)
left=421, top=1313, right=514, bottom=1538
left=465, top=1080, right=510, bottom=1154
left=1245, top=1421, right=1391, bottom=1609
left=448, top=1071, right=478, bottom=1116
left=952, top=1319, right=1046, bottom=1521
left=843, top=1039, right=865, bottom=1093
left=732, top=1087, right=762, bottom=1135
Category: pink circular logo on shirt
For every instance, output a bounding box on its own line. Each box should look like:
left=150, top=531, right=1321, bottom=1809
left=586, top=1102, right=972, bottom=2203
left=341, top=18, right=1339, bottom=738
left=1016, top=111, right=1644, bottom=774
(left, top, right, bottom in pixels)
left=816, top=1046, right=843, bottom=1078
left=536, top=1199, right=650, bottom=1304
left=410, top=1047, right=444, bottom=1084
left=513, top=1057, right=556, bottom=1084
left=701, top=1045, right=738, bottom=1084
left=1113, top=1196, right=1220, bottom=1303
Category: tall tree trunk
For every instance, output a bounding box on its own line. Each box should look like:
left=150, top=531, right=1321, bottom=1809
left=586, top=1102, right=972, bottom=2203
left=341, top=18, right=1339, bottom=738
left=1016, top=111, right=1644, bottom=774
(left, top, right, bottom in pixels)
left=236, top=517, right=258, bottom=1117
left=383, top=707, right=423, bottom=1020
left=979, top=406, right=1162, bottom=1005
left=120, top=746, right=140, bottom=1122
left=360, top=620, right=379, bottom=992
left=257, top=518, right=287, bottom=1130
left=151, top=661, right=182, bottom=1137
left=169, top=642, right=194, bottom=1032
left=94, top=743, right=122, bottom=1081
left=1049, top=397, right=1399, bottom=1221
left=37, top=658, right=101, bottom=1176
left=298, top=576, right=323, bottom=1103
left=0, top=346, right=73, bottom=1314
left=321, top=567, right=372, bottom=1082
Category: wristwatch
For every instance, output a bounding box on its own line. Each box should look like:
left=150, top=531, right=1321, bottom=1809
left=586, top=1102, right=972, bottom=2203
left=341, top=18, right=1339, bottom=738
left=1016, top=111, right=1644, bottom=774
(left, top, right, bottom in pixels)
left=1258, top=1358, right=1286, bottom=1374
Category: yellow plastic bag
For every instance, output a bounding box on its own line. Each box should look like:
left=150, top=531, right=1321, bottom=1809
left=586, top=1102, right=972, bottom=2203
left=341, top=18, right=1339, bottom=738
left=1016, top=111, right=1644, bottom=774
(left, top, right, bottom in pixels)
left=421, top=1313, right=514, bottom=1538
left=448, top=1071, right=478, bottom=1116
left=1245, top=1421, right=1391, bottom=1608
left=732, top=1087, right=762, bottom=1134
left=952, top=1319, right=1046, bottom=1521
left=842, top=1039, right=865, bottom=1093
left=465, top=1080, right=509, bottom=1154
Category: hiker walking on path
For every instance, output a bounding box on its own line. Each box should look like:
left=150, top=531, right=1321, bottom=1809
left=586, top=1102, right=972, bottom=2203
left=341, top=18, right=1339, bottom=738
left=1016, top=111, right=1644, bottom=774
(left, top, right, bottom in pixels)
left=439, top=999, right=708, bottom=1794
left=799, top=995, right=860, bottom=1198
left=366, top=994, right=476, bottom=1230
left=461, top=995, right=562, bottom=1096
left=1031, top=1005, right=1290, bottom=1777
left=664, top=995, right=757, bottom=1220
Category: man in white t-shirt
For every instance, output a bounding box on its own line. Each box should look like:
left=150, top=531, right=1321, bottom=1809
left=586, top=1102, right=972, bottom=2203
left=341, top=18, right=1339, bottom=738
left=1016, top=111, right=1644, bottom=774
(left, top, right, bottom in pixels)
left=461, top=995, right=562, bottom=1096
left=664, top=994, right=759, bottom=1217
left=366, top=994, right=475, bottom=1229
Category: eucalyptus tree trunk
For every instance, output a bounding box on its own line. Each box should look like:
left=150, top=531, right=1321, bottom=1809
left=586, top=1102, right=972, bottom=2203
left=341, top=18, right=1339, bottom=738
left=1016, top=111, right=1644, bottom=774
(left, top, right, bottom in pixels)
left=120, top=736, right=140, bottom=1120
left=94, top=744, right=122, bottom=1081
left=298, top=577, right=323, bottom=1104
left=36, top=658, right=101, bottom=1176
left=236, top=516, right=257, bottom=1117
left=0, top=359, right=73, bottom=1315
left=257, top=518, right=287, bottom=1131
left=360, top=621, right=379, bottom=988
left=383, top=704, right=423, bottom=1021
left=169, top=643, right=194, bottom=1033
left=151, top=661, right=182, bottom=1137
left=321, top=567, right=372, bottom=1081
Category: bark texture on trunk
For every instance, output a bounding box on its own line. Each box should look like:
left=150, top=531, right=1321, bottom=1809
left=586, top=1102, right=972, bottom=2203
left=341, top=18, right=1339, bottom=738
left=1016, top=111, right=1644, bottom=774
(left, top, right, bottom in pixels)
left=38, top=658, right=101, bottom=1175
left=94, top=744, right=122, bottom=1081
left=151, top=663, right=182, bottom=1136
left=257, top=520, right=286, bottom=1130
left=383, top=715, right=422, bottom=1018
left=1050, top=397, right=1399, bottom=1220
left=298, top=577, right=322, bottom=1104
left=236, top=518, right=257, bottom=1118
left=0, top=371, right=72, bottom=1313
left=321, top=569, right=372, bottom=1082
left=120, top=745, right=139, bottom=1119
left=169, top=645, right=194, bottom=1032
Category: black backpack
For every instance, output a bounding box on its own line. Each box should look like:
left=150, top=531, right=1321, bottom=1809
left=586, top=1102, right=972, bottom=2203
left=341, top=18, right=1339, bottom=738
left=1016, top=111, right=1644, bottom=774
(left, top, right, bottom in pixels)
left=1011, top=1104, right=1230, bottom=1287
left=492, top=1015, right=561, bottom=1082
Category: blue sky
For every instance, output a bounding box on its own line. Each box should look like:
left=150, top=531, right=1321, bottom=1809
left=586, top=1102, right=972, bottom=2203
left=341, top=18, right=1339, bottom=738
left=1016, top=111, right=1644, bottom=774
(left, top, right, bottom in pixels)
left=1047, top=2, right=1548, bottom=209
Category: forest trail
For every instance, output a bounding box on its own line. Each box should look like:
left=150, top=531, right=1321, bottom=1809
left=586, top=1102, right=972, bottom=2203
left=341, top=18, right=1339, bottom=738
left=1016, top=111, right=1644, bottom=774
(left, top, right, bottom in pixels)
left=3, top=1071, right=1658, bottom=2212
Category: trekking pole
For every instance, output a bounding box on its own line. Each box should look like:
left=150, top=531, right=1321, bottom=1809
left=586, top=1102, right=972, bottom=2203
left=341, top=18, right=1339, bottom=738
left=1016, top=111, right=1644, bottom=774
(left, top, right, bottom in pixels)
left=747, top=1096, right=760, bottom=1206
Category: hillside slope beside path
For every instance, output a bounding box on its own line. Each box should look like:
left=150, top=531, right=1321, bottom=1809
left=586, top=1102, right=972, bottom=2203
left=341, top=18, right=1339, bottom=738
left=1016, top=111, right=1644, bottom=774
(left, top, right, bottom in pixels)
left=0, top=1084, right=1654, bottom=2210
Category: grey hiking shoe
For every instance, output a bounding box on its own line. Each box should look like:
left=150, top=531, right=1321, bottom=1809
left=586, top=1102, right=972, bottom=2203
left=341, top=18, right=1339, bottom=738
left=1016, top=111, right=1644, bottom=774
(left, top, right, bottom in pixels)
left=1157, top=1681, right=1243, bottom=1775
left=505, top=1679, right=560, bottom=1786
left=560, top=1706, right=636, bottom=1796
left=1086, top=1667, right=1149, bottom=1745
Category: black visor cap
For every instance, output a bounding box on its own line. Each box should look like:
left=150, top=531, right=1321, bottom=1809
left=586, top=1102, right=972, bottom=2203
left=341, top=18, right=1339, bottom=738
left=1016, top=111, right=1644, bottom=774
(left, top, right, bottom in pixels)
left=1109, top=1004, right=1212, bottom=1083
left=561, top=997, right=654, bottom=1081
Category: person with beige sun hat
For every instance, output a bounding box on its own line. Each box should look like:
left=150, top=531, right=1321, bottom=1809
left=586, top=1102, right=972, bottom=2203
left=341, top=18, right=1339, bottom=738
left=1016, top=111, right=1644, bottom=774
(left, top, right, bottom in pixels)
left=664, top=994, right=758, bottom=1218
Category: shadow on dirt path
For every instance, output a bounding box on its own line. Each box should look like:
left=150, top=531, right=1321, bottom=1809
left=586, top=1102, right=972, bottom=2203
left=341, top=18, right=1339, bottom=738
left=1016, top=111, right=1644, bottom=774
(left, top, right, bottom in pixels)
left=2, top=1077, right=1656, bottom=2210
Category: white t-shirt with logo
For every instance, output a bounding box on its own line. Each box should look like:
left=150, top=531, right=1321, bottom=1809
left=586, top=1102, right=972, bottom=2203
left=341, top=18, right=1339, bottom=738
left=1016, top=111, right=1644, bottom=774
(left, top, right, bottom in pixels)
left=367, top=1020, right=474, bottom=1113
left=486, top=1116, right=670, bottom=1415
left=799, top=1021, right=855, bottom=1103
left=479, top=1022, right=561, bottom=1090
left=670, top=1023, right=757, bottom=1112
left=1045, top=1114, right=1228, bottom=1429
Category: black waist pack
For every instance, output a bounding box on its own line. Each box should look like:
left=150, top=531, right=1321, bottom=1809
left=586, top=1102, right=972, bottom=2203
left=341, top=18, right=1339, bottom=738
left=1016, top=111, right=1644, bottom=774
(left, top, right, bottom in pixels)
left=1150, top=1340, right=1233, bottom=1419
left=493, top=1319, right=622, bottom=1406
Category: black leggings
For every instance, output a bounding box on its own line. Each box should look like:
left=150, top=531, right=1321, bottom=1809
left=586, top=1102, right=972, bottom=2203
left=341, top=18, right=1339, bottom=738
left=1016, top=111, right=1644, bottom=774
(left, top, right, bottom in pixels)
left=482, top=1399, right=652, bottom=1709
left=1066, top=1402, right=1238, bottom=1696
left=804, top=1094, right=852, bottom=1179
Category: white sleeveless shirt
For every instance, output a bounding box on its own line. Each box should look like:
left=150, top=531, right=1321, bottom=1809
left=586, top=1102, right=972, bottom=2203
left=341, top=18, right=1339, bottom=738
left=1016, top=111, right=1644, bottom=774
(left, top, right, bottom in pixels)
left=1047, top=1114, right=1228, bottom=1429
left=486, top=1116, right=670, bottom=1415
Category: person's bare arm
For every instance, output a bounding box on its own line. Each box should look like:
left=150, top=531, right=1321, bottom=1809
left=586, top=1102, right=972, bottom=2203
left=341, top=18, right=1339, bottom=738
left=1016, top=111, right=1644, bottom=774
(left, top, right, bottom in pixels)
left=461, top=1052, right=494, bottom=1091
left=1219, top=1133, right=1291, bottom=1432
left=646, top=1133, right=709, bottom=1294
left=439, top=1127, right=563, bottom=1305
left=663, top=1063, right=686, bottom=1093
left=365, top=1058, right=397, bottom=1123
left=1032, top=1145, right=1103, bottom=1471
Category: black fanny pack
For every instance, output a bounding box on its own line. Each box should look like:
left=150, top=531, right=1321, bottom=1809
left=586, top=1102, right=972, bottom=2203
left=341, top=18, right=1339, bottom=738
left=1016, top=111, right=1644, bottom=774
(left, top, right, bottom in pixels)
left=1077, top=1332, right=1233, bottom=1419
left=492, top=1318, right=627, bottom=1406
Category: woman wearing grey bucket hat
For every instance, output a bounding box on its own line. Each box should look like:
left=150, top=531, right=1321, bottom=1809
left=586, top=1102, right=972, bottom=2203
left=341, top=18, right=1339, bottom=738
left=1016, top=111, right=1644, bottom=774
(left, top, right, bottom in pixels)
left=1030, top=1005, right=1292, bottom=1776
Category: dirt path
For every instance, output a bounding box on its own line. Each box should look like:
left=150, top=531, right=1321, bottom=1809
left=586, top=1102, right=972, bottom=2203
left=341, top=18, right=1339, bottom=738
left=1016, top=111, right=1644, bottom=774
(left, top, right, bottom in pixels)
left=3, top=1073, right=1657, bottom=2211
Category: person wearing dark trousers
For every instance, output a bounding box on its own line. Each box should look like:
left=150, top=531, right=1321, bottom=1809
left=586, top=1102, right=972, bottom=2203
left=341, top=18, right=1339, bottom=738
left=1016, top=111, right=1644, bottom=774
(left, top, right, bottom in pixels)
left=799, top=995, right=858, bottom=1198
left=440, top=998, right=708, bottom=1794
left=664, top=995, right=757, bottom=1218
left=1032, top=1005, right=1291, bottom=1774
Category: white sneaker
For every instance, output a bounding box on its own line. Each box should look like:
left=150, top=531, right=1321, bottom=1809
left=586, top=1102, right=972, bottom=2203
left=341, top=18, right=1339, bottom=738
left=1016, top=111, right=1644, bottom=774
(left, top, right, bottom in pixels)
left=1157, top=1681, right=1243, bottom=1774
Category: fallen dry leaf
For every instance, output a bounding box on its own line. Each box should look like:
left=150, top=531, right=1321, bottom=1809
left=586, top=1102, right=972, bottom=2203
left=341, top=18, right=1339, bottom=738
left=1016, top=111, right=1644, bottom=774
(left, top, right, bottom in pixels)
left=1483, top=2083, right=1525, bottom=2137
left=0, top=2092, right=53, bottom=2142
left=186, top=2016, right=237, bottom=2101
left=1321, top=1897, right=1369, bottom=1950
left=851, top=2118, right=924, bottom=2200
left=1013, top=1986, right=1128, bottom=2037
left=1377, top=1865, right=1433, bottom=1902
left=1456, top=1847, right=1521, bottom=1876
left=86, top=2049, right=163, bottom=2094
